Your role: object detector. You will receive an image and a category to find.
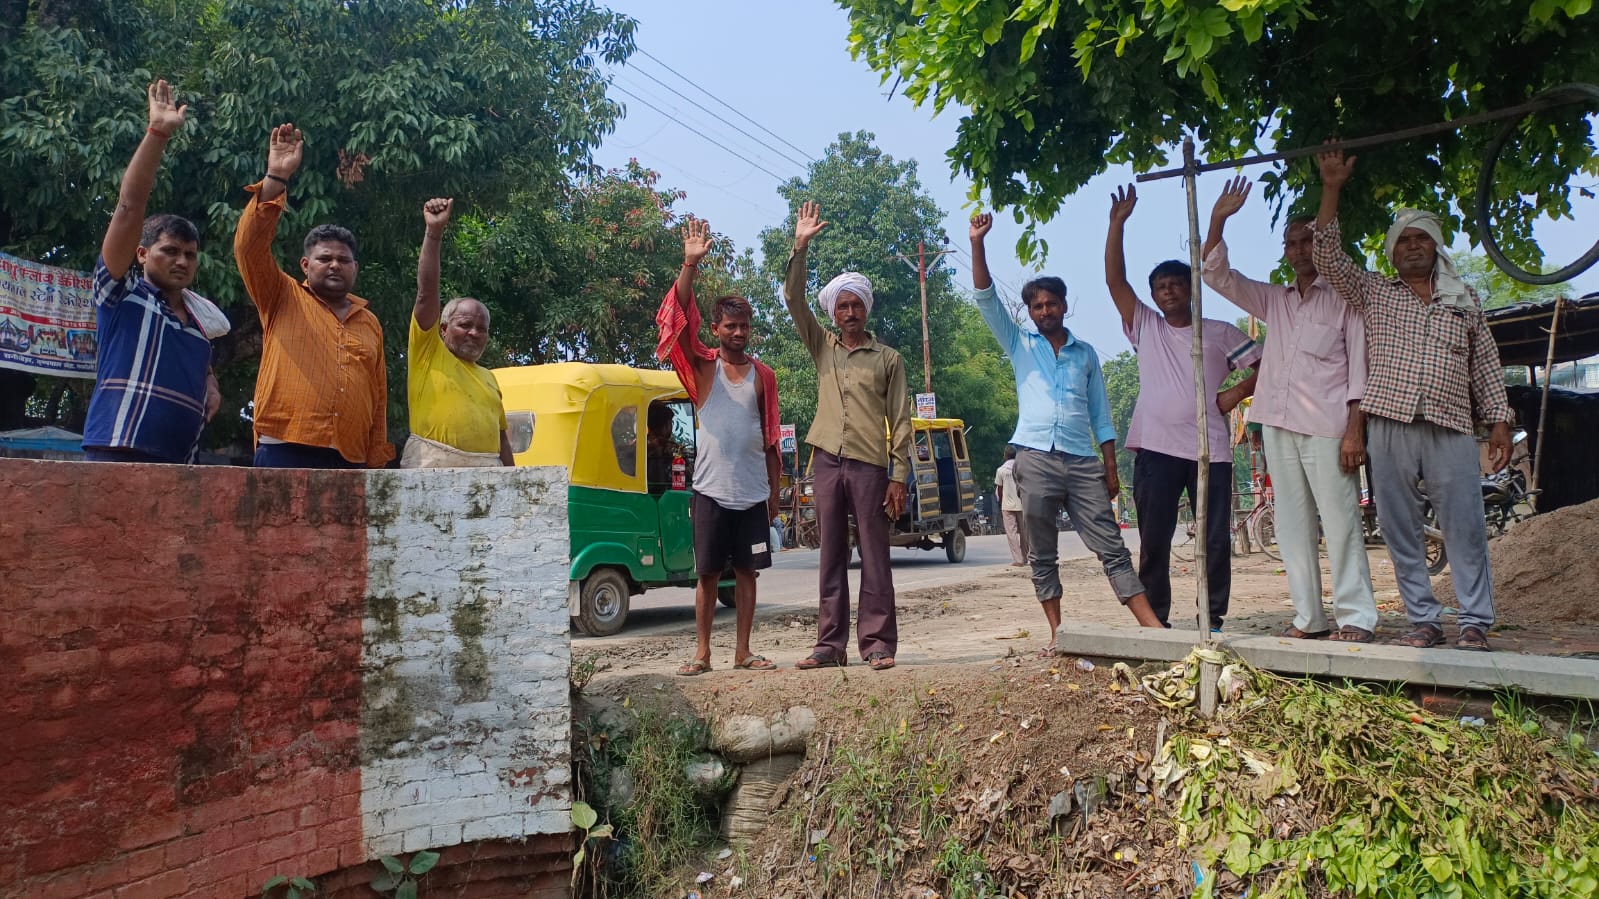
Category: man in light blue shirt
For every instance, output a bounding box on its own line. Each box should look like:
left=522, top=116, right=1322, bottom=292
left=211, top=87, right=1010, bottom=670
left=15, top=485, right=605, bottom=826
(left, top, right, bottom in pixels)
left=970, top=214, right=1162, bottom=654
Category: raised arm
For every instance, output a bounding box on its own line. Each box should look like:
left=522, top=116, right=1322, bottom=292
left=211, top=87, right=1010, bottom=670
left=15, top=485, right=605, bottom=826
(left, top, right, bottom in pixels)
left=233, top=124, right=305, bottom=316
left=969, top=212, right=1021, bottom=351
left=1310, top=145, right=1378, bottom=309
left=1104, top=185, right=1141, bottom=330
left=783, top=201, right=830, bottom=355
left=1199, top=176, right=1271, bottom=318
left=413, top=197, right=453, bottom=332
left=103, top=81, right=187, bottom=279
left=674, top=217, right=713, bottom=355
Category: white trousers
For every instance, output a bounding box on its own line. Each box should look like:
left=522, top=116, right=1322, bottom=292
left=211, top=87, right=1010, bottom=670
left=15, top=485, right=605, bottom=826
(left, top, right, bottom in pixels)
left=1262, top=424, right=1376, bottom=632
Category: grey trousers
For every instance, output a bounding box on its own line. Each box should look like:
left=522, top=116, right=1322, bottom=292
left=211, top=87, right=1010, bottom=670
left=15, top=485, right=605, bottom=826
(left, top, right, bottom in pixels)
left=1014, top=448, right=1145, bottom=604
left=1367, top=417, right=1495, bottom=629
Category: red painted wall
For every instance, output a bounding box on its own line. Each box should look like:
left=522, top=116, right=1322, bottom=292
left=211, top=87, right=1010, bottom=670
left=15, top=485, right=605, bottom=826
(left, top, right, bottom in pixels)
left=1, top=461, right=367, bottom=899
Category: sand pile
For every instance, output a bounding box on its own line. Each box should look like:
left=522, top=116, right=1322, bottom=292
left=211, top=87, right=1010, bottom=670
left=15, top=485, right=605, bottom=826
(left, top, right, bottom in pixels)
left=1436, top=497, right=1599, bottom=625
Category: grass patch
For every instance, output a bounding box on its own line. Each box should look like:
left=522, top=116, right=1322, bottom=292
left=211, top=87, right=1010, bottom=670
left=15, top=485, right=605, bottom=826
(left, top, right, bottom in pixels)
left=573, top=699, right=720, bottom=898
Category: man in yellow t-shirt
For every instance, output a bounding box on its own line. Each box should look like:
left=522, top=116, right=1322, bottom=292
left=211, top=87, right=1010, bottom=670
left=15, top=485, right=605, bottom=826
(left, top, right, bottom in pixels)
left=402, top=197, right=513, bottom=468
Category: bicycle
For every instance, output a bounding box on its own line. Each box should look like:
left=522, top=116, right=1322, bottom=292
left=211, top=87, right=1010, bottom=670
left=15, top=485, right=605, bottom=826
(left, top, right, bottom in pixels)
left=1169, top=480, right=1279, bottom=562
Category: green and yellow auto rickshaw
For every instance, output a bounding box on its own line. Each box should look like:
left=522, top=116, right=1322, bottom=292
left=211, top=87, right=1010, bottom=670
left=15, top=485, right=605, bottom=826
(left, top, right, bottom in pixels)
left=494, top=362, right=727, bottom=636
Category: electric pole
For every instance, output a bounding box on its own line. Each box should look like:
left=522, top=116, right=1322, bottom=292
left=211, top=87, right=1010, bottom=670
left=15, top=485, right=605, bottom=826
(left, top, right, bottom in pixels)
left=892, top=241, right=956, bottom=396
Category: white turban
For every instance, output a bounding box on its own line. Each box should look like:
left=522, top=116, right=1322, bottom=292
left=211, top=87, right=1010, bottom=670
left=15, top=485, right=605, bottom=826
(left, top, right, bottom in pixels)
left=1384, top=208, right=1475, bottom=308
left=818, top=272, right=874, bottom=318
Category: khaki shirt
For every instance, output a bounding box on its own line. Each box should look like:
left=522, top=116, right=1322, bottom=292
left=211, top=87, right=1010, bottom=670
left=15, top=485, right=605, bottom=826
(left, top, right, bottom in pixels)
left=783, top=248, right=912, bottom=479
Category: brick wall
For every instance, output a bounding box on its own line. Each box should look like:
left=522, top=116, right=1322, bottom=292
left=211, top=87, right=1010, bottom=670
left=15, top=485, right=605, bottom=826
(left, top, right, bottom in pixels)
left=0, top=460, right=572, bottom=899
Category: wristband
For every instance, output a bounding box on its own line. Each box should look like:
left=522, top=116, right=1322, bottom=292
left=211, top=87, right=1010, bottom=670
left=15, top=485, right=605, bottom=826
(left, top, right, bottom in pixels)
left=147, top=127, right=171, bottom=140
left=264, top=172, right=291, bottom=186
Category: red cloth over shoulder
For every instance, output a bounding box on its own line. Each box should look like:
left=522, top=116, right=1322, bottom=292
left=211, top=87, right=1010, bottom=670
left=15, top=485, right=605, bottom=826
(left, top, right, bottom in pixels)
left=655, top=284, right=780, bottom=448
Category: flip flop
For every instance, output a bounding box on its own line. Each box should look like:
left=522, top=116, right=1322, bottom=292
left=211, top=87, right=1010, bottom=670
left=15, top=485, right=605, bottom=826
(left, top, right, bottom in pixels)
left=1035, top=644, right=1060, bottom=660
left=1391, top=624, right=1445, bottom=649
left=1277, top=625, right=1332, bottom=640
left=1327, top=625, right=1375, bottom=643
left=675, top=659, right=712, bottom=677
left=734, top=654, right=778, bottom=671
left=866, top=651, right=896, bottom=671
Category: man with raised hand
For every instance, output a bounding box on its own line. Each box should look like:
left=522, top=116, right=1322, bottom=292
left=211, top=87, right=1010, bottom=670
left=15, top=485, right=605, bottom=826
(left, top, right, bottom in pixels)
left=234, top=123, right=393, bottom=469
left=971, top=213, right=1164, bottom=655
left=655, top=217, right=782, bottom=676
left=83, top=79, right=227, bottom=464
left=403, top=197, right=512, bottom=468
left=782, top=201, right=912, bottom=672
left=1202, top=176, right=1377, bottom=643
left=1105, top=184, right=1261, bottom=632
left=1312, top=146, right=1512, bottom=652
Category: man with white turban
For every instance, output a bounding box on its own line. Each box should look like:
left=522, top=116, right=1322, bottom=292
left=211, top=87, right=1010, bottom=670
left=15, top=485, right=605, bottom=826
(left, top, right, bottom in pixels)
left=782, top=201, right=913, bottom=672
left=1314, top=146, right=1513, bottom=652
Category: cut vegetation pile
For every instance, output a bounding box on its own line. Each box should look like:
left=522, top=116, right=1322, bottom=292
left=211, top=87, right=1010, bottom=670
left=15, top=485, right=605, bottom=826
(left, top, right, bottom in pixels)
left=732, top=653, right=1599, bottom=899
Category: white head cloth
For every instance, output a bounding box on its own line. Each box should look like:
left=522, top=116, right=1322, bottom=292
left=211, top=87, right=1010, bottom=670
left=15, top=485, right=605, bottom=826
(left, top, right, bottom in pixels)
left=818, top=272, right=874, bottom=318
left=1384, top=208, right=1475, bottom=308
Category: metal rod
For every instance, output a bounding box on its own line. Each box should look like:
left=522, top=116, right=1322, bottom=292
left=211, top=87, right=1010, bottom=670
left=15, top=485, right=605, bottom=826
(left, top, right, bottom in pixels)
left=1531, top=295, right=1564, bottom=509
left=1182, top=137, right=1212, bottom=643
left=1136, top=95, right=1576, bottom=184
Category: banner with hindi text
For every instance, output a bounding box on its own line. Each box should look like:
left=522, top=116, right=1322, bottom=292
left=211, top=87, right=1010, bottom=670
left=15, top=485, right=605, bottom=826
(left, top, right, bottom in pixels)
left=0, top=251, right=97, bottom=378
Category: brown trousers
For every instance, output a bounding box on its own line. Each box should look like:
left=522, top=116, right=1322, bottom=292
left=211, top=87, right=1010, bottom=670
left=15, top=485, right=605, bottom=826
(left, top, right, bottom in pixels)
left=812, top=450, right=897, bottom=660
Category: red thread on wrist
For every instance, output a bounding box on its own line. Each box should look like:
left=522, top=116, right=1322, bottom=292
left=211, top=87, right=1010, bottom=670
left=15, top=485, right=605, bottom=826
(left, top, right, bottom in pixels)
left=147, top=127, right=171, bottom=140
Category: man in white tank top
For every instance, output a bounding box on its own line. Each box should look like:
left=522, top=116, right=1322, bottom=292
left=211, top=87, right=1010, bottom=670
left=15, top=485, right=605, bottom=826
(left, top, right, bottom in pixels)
left=656, top=218, right=783, bottom=675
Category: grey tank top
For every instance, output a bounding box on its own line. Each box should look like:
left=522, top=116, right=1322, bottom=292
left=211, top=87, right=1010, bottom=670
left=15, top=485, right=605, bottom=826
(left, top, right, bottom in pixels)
left=694, top=357, right=769, bottom=510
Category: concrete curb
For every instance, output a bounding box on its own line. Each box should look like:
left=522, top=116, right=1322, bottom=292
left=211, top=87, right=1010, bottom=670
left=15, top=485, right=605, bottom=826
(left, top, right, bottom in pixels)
left=1051, top=622, right=1599, bottom=700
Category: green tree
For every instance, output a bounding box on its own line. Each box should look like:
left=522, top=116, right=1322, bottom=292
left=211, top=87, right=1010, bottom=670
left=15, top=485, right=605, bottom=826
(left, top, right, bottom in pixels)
left=1100, top=349, right=1140, bottom=485
left=841, top=0, right=1598, bottom=266
left=1453, top=251, right=1573, bottom=309
left=1, top=0, right=635, bottom=445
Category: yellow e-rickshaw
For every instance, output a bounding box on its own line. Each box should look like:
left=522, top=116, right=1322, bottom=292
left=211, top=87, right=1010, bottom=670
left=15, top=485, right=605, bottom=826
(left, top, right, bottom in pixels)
left=494, top=362, right=721, bottom=636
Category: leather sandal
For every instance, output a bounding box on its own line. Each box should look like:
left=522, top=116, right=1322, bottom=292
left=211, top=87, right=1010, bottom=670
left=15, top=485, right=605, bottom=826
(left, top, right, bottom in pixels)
left=866, top=651, right=896, bottom=671
left=1391, top=624, right=1445, bottom=648
left=1327, top=625, right=1375, bottom=643
left=1277, top=625, right=1332, bottom=640
left=794, top=652, right=845, bottom=670
left=1455, top=626, right=1491, bottom=652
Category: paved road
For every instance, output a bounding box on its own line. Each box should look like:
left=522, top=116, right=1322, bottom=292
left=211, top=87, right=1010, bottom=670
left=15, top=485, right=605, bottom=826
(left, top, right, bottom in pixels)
left=584, top=529, right=1144, bottom=643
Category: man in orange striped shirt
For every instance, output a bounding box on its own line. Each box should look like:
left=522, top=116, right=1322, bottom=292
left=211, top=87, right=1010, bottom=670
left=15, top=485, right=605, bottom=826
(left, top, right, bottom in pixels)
left=234, top=123, right=393, bottom=469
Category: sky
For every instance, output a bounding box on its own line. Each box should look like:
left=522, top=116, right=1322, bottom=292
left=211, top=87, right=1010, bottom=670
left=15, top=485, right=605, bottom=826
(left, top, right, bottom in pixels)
left=590, top=0, right=1599, bottom=358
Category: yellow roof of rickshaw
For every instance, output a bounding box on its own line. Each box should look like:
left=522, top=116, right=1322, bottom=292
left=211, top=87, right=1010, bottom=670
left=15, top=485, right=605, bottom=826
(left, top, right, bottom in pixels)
left=912, top=417, right=965, bottom=430
left=492, top=361, right=687, bottom=408
left=492, top=362, right=689, bottom=491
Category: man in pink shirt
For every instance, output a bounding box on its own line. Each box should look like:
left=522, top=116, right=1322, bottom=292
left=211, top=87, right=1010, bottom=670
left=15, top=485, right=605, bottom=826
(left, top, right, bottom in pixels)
left=1106, top=185, right=1261, bottom=631
left=1202, top=176, right=1377, bottom=642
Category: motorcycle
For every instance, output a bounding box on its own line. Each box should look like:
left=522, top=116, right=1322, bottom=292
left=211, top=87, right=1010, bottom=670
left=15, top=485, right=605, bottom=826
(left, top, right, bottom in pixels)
left=1481, top=464, right=1538, bottom=538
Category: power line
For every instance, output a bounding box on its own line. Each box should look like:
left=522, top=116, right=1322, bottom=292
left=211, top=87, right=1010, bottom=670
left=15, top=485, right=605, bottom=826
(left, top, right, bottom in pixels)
left=636, top=49, right=817, bottom=163
left=623, top=60, right=815, bottom=171
left=607, top=83, right=792, bottom=183
left=610, top=73, right=804, bottom=182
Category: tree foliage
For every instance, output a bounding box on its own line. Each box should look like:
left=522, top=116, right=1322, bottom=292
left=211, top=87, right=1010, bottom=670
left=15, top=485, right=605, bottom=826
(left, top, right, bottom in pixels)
left=841, top=0, right=1599, bottom=266
left=1, top=0, right=635, bottom=444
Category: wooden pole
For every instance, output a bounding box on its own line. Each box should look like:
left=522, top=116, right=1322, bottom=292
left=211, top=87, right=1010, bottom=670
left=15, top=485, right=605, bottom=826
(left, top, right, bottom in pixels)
left=1182, top=137, right=1213, bottom=645
left=1531, top=296, right=1565, bottom=509
left=918, top=242, right=933, bottom=395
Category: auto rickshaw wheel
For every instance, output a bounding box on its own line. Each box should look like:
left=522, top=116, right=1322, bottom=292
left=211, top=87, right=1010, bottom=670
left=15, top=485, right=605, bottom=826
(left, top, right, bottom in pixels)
left=717, top=585, right=737, bottom=608
left=944, top=528, right=966, bottom=563
left=576, top=568, right=630, bottom=637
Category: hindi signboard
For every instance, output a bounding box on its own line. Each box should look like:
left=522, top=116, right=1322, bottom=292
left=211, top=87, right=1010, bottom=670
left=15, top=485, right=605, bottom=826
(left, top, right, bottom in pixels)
left=779, top=423, right=797, bottom=454
left=0, top=251, right=97, bottom=378
left=915, top=392, right=937, bottom=420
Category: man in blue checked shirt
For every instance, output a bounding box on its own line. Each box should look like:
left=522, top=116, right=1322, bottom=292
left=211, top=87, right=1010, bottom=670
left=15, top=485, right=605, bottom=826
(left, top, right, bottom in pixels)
left=970, top=214, right=1164, bottom=656
left=83, top=80, right=226, bottom=463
